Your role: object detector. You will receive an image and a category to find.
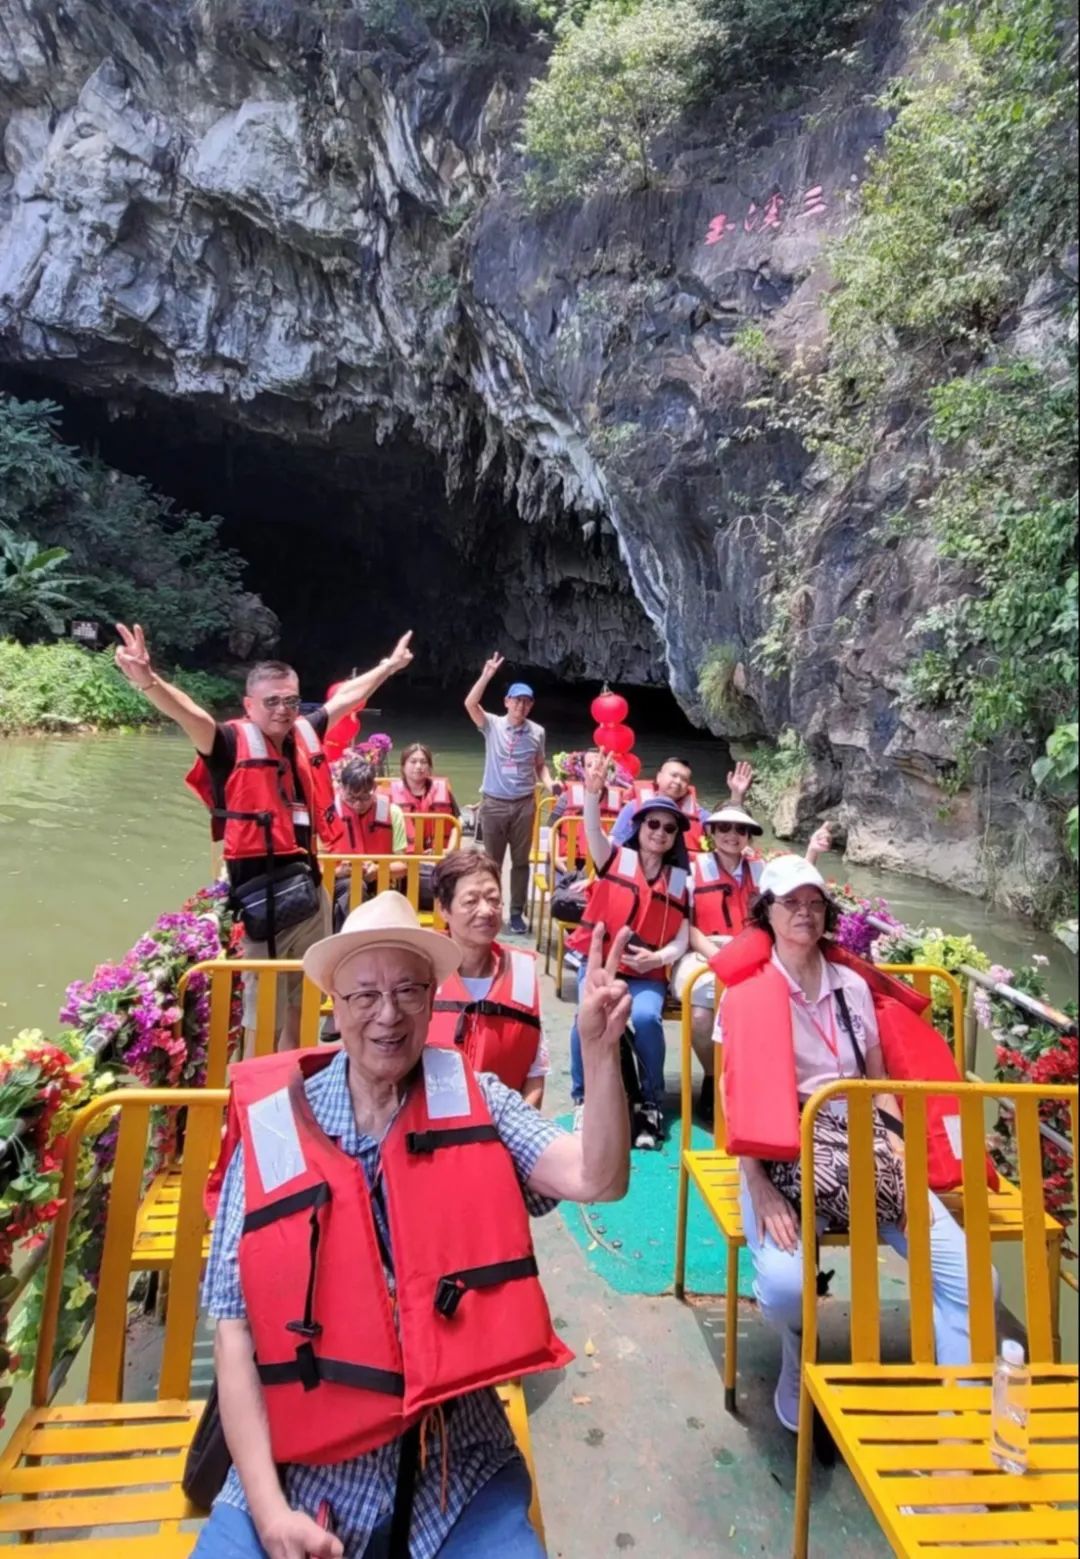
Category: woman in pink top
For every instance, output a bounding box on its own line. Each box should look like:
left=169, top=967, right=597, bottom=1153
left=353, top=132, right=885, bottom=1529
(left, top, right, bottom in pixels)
left=715, top=856, right=979, bottom=1434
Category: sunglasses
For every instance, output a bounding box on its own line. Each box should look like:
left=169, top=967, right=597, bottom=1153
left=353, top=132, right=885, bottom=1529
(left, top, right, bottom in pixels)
left=644, top=818, right=679, bottom=836
left=260, top=694, right=302, bottom=711
left=710, top=822, right=751, bottom=836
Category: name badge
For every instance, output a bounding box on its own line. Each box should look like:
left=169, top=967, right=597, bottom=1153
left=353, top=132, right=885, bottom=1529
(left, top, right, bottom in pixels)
left=248, top=1088, right=306, bottom=1193
left=291, top=806, right=311, bottom=827
left=423, top=1048, right=471, bottom=1120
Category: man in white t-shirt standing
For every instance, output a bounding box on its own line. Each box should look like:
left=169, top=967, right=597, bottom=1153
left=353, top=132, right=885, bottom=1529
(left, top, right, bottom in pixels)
left=465, top=654, right=553, bottom=935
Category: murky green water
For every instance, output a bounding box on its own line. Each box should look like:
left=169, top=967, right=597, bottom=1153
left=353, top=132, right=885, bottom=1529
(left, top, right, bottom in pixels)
left=1, top=708, right=1074, bottom=1036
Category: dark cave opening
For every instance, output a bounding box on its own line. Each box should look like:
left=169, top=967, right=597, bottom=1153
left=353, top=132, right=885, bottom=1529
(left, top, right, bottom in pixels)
left=0, top=368, right=706, bottom=735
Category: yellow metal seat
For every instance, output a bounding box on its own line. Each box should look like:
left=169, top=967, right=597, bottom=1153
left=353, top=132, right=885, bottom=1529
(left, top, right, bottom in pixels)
left=0, top=1089, right=224, bottom=1552
left=496, top=1382, right=545, bottom=1543
left=542, top=815, right=595, bottom=997
left=526, top=793, right=556, bottom=933
left=675, top=964, right=1068, bottom=1413
left=794, top=1079, right=1079, bottom=1558
left=132, top=959, right=323, bottom=1274
left=320, top=851, right=451, bottom=931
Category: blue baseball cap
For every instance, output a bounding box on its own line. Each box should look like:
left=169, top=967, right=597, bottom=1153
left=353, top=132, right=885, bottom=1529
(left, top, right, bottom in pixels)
left=506, top=682, right=535, bottom=700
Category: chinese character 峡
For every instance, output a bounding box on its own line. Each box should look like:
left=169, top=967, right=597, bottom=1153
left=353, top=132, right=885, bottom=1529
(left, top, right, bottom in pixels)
left=705, top=213, right=733, bottom=245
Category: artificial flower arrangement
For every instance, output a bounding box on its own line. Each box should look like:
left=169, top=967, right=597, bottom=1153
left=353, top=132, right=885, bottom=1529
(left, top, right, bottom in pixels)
left=351, top=732, right=393, bottom=770
left=551, top=749, right=635, bottom=789
left=0, top=883, right=237, bottom=1419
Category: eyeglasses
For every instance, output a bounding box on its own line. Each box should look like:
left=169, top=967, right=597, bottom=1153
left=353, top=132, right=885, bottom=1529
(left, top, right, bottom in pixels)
left=339, top=982, right=432, bottom=1017
left=710, top=822, right=751, bottom=836
left=343, top=791, right=374, bottom=807
left=774, top=896, right=828, bottom=915
left=644, top=818, right=679, bottom=836
left=260, top=695, right=302, bottom=712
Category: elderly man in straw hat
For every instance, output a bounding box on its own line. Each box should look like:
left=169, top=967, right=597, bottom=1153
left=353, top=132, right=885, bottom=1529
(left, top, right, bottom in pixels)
left=197, top=892, right=633, bottom=1559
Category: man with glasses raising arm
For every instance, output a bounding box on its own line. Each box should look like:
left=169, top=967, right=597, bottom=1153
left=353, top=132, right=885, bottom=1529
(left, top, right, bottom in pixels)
left=114, top=622, right=415, bottom=1051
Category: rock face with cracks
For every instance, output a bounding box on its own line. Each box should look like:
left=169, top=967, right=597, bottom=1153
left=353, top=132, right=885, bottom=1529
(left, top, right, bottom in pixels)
left=0, top=0, right=1067, bottom=911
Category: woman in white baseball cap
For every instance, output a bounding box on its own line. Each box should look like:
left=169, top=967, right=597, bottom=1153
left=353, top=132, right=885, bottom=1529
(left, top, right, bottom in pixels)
left=712, top=855, right=980, bottom=1434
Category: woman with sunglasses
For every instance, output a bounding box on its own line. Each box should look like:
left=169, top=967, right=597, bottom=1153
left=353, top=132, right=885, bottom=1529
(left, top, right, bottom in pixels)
left=670, top=805, right=765, bottom=1124
left=565, top=762, right=692, bottom=1148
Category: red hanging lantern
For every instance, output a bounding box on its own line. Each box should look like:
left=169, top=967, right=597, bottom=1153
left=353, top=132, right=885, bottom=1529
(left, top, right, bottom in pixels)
left=593, top=723, right=619, bottom=751
left=621, top=752, right=642, bottom=780
left=604, top=723, right=635, bottom=755
left=591, top=689, right=629, bottom=727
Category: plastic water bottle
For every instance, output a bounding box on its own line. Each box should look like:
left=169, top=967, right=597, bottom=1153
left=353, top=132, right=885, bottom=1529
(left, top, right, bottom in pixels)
left=991, top=1339, right=1030, bottom=1475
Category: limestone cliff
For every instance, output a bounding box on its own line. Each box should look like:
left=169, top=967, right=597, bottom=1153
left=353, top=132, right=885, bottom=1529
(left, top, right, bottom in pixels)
left=0, top=0, right=1066, bottom=909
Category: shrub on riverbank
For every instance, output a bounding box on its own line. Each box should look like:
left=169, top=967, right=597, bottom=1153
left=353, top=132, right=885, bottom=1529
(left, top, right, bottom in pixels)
left=0, top=640, right=238, bottom=734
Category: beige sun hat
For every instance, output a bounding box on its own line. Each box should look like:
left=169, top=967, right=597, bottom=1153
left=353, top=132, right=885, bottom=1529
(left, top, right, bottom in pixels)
left=303, top=891, right=462, bottom=995
left=704, top=804, right=764, bottom=836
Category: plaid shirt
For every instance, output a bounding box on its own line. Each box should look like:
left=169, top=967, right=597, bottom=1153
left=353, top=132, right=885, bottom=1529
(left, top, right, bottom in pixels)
left=203, top=1050, right=561, bottom=1558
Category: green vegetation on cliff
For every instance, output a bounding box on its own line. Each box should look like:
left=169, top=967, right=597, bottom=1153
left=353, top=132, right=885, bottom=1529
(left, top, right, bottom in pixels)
left=0, top=640, right=236, bottom=736
left=744, top=0, right=1077, bottom=832
left=0, top=395, right=253, bottom=659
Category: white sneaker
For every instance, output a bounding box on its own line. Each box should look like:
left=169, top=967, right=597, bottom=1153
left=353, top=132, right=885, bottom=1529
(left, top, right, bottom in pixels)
left=572, top=1103, right=585, bottom=1134
left=774, top=1329, right=801, bottom=1433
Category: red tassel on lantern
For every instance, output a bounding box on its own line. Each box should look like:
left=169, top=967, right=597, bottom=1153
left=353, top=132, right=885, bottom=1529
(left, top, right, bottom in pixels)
left=590, top=690, right=629, bottom=727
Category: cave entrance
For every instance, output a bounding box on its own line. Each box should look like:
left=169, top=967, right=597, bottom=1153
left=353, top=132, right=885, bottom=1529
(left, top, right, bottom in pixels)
left=1, top=369, right=667, bottom=695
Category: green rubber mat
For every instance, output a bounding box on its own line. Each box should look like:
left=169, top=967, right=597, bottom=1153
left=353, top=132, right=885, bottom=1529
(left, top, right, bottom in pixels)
left=556, top=1112, right=755, bottom=1297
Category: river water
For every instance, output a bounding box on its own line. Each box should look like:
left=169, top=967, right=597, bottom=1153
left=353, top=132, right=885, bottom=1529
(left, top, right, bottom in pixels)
left=1, top=705, right=1073, bottom=1037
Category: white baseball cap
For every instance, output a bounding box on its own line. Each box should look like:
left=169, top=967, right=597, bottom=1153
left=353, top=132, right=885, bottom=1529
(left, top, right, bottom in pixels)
left=757, top=854, right=833, bottom=902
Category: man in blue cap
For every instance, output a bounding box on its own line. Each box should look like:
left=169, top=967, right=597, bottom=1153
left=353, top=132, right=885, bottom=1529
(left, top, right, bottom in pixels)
left=465, top=654, right=553, bottom=935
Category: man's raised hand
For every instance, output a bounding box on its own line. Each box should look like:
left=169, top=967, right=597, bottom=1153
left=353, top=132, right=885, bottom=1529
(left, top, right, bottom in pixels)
left=385, top=631, right=414, bottom=674
left=577, top=924, right=632, bottom=1052
left=115, top=623, right=153, bottom=691
left=481, top=652, right=505, bottom=681
left=727, top=760, right=753, bottom=805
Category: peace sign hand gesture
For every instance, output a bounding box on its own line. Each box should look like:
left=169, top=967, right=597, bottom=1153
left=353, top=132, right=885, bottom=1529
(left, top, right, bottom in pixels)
left=481, top=652, right=505, bottom=681
left=584, top=749, right=612, bottom=798
left=577, top=924, right=633, bottom=1052
left=115, top=623, right=154, bottom=691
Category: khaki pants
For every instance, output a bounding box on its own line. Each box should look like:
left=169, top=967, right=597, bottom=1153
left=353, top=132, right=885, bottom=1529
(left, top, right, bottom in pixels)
left=241, top=888, right=331, bottom=1031
left=479, top=793, right=536, bottom=915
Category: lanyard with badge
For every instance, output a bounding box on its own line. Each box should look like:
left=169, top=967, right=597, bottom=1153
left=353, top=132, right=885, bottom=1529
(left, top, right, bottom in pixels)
left=501, top=721, right=530, bottom=781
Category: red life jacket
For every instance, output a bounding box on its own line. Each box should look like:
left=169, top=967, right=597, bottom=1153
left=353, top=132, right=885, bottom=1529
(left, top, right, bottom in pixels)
left=430, top=943, right=541, bottom=1092
left=185, top=718, right=339, bottom=860
left=210, top=1044, right=571, bottom=1466
left=337, top=793, right=395, bottom=854
left=389, top=777, right=453, bottom=852
left=562, top=781, right=622, bottom=819
left=712, top=930, right=999, bottom=1192
left=691, top=855, right=765, bottom=938
left=567, top=845, right=690, bottom=980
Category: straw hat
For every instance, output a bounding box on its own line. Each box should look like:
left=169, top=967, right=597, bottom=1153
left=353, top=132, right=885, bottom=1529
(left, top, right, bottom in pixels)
left=303, top=891, right=462, bottom=995
left=704, top=804, right=764, bottom=837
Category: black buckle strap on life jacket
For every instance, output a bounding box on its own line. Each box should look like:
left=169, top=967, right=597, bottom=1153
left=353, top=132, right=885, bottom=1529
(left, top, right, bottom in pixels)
left=405, top=1125, right=501, bottom=1155
left=389, top=1421, right=421, bottom=1559
left=433, top=998, right=542, bottom=1050
left=256, top=1357, right=406, bottom=1395
left=834, top=988, right=905, bottom=1140
left=717, top=882, right=734, bottom=929
left=242, top=1180, right=330, bottom=1235
left=433, top=1255, right=539, bottom=1319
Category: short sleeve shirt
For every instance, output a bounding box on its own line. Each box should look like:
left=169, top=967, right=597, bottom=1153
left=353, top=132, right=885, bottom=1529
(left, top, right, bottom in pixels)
left=202, top=707, right=329, bottom=888
left=479, top=713, right=545, bottom=801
